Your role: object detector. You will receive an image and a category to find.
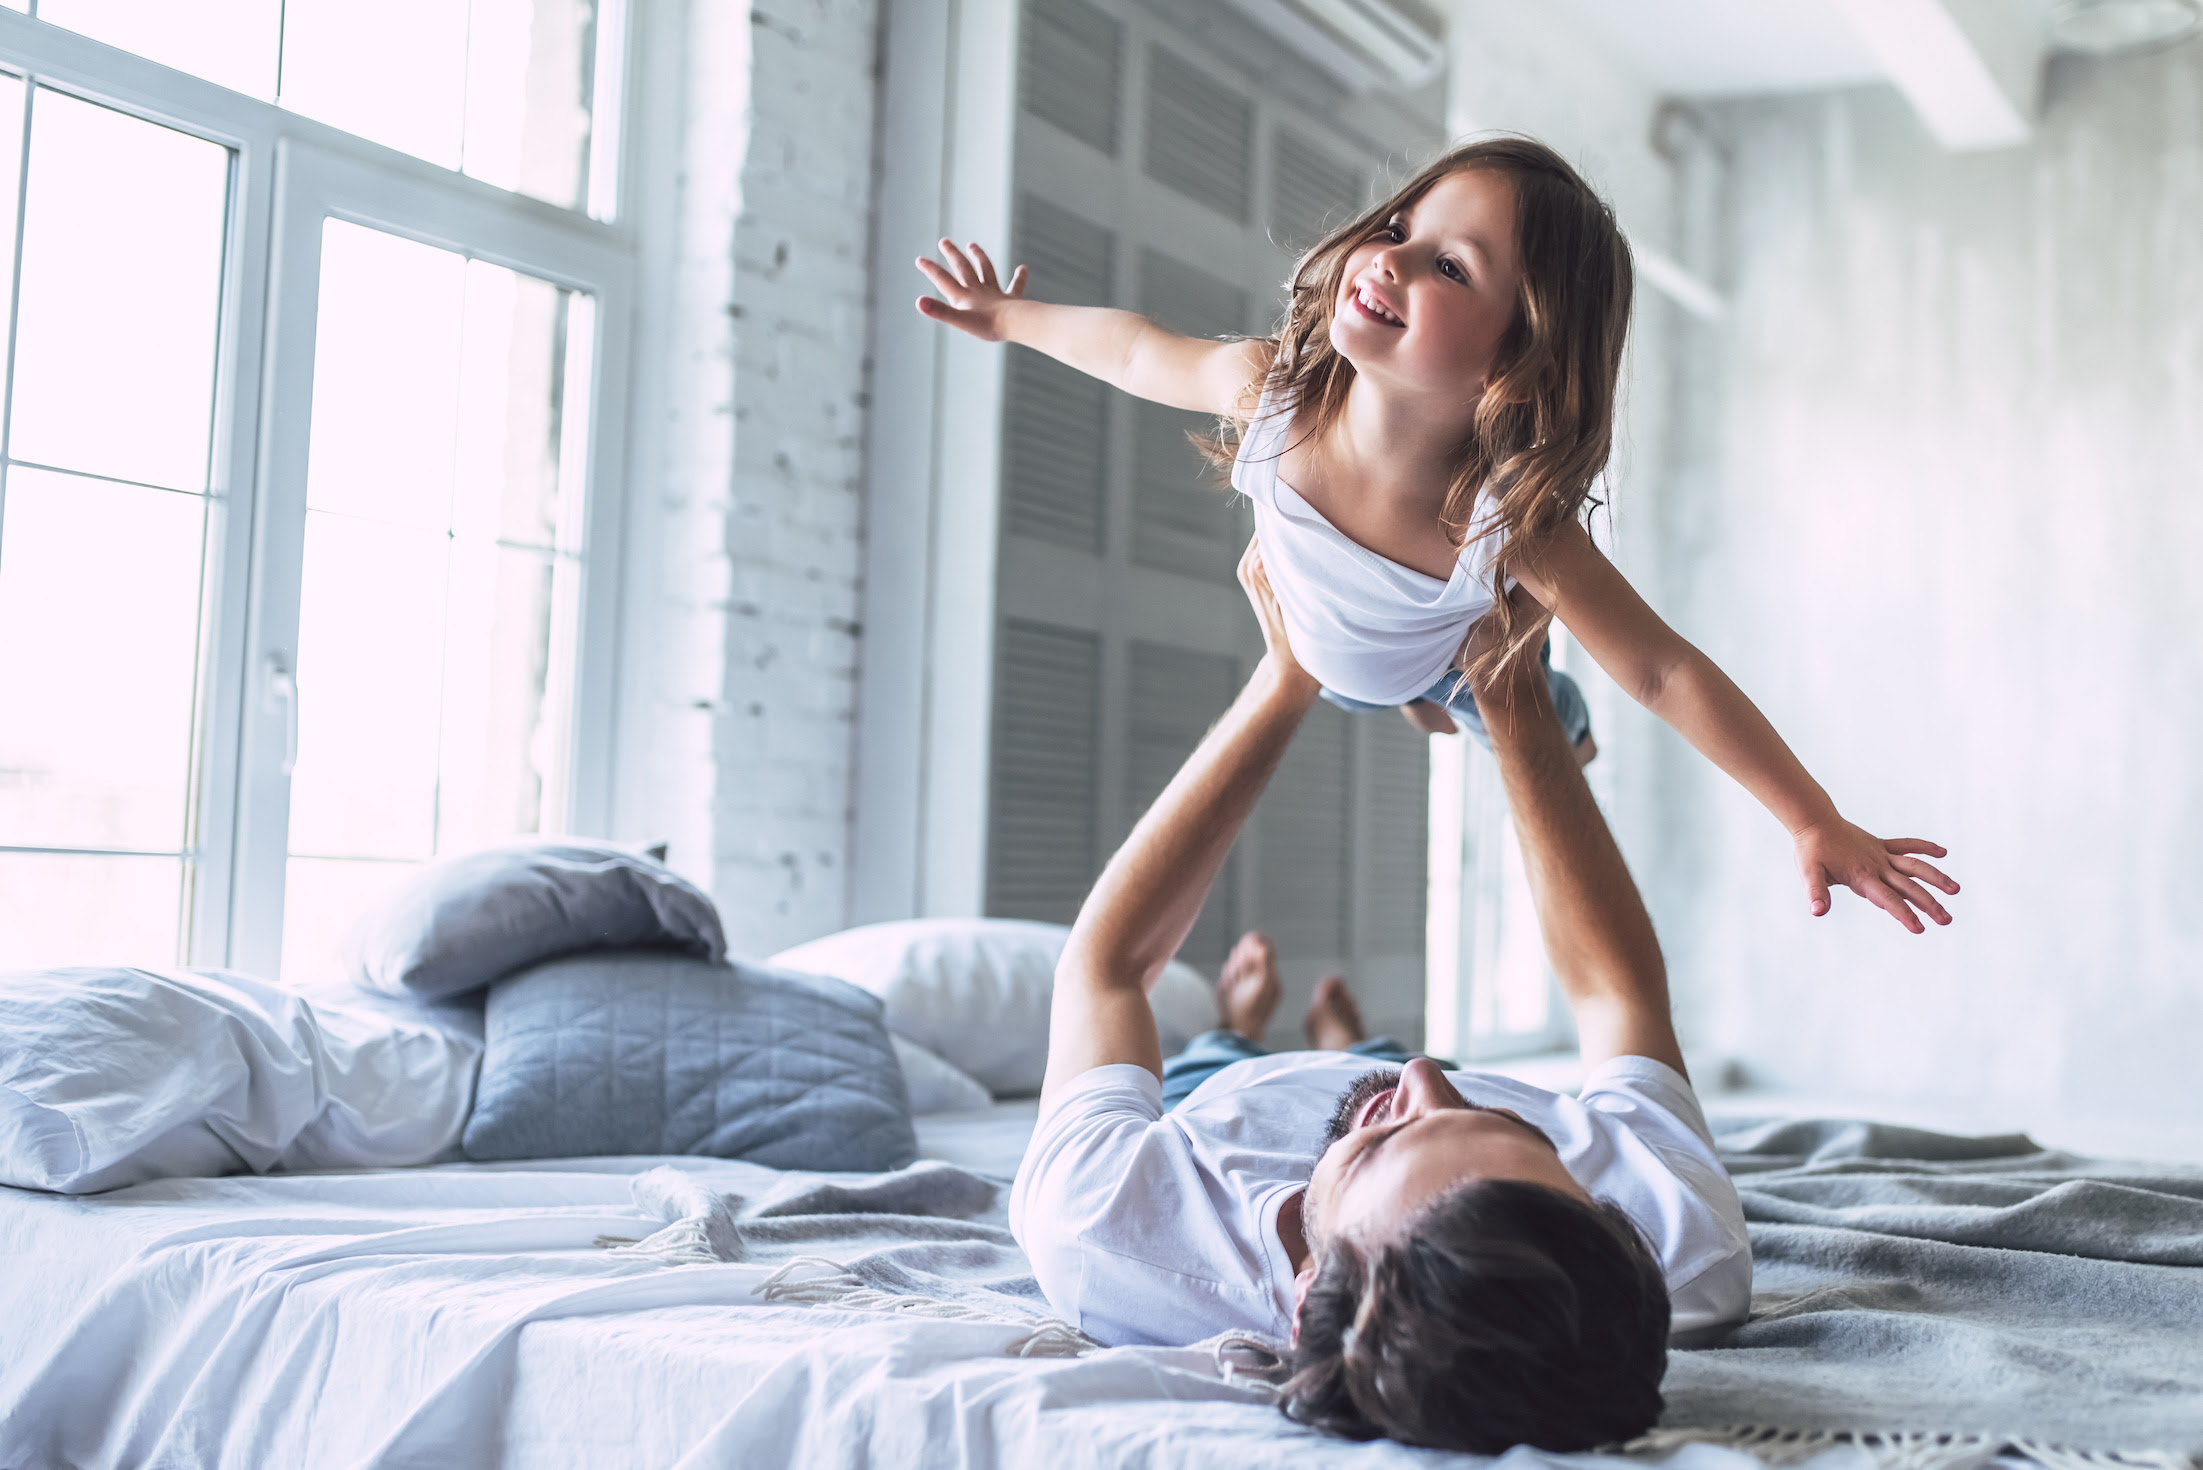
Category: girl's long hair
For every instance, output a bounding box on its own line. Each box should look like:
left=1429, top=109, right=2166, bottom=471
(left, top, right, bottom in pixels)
left=1206, top=136, right=1633, bottom=688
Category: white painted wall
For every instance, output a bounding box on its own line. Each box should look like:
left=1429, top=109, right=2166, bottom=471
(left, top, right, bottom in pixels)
left=1650, top=46, right=2203, bottom=1148
left=613, top=0, right=880, bottom=958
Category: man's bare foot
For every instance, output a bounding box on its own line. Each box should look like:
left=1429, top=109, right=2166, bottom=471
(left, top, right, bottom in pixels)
left=1303, top=975, right=1368, bottom=1051
left=1400, top=700, right=1458, bottom=736
left=1575, top=733, right=1598, bottom=767
left=1216, top=931, right=1282, bottom=1042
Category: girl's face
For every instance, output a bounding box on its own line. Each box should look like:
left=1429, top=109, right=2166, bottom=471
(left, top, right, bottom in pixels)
left=1328, top=168, right=1525, bottom=402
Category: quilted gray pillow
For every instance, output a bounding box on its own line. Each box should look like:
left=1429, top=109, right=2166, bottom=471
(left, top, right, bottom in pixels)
left=346, top=839, right=725, bottom=1001
left=461, top=951, right=916, bottom=1171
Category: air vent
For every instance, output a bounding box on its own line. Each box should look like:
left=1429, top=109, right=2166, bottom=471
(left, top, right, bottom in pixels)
left=1142, top=45, right=1254, bottom=224
left=1215, top=0, right=1445, bottom=94
left=987, top=620, right=1102, bottom=925
left=1270, top=127, right=1366, bottom=256
left=1021, top=0, right=1123, bottom=155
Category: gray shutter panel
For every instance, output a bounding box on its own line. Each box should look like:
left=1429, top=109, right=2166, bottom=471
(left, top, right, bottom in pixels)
left=1270, top=127, right=1365, bottom=256
left=1362, top=713, right=1429, bottom=962
left=1001, top=199, right=1115, bottom=554
left=1132, top=401, right=1245, bottom=583
left=1142, top=45, right=1253, bottom=224
left=1020, top=195, right=1115, bottom=308
left=1257, top=700, right=1352, bottom=961
left=1021, top=0, right=1123, bottom=156
left=1131, top=248, right=1251, bottom=583
left=1138, top=247, right=1248, bottom=339
left=988, top=620, right=1102, bottom=924
left=1002, top=353, right=1108, bottom=553
left=1127, top=641, right=1240, bottom=971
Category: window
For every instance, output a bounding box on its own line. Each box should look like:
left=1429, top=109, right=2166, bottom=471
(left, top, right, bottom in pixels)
left=23, top=0, right=620, bottom=214
left=0, top=6, right=633, bottom=980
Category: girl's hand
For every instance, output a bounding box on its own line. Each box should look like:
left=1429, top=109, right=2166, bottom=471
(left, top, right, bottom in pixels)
left=1237, top=540, right=1317, bottom=697
left=915, top=239, right=1028, bottom=342
left=1793, top=819, right=1958, bottom=933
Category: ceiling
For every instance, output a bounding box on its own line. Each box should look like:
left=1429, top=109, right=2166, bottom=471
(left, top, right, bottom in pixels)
left=1532, top=0, right=1888, bottom=96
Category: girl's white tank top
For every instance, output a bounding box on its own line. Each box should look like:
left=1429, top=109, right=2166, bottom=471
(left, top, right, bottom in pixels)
left=1230, top=390, right=1510, bottom=706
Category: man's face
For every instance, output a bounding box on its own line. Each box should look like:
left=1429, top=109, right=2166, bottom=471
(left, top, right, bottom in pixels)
left=1301, top=1058, right=1590, bottom=1254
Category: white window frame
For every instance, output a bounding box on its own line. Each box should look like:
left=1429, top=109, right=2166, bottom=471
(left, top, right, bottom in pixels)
left=0, top=9, right=637, bottom=978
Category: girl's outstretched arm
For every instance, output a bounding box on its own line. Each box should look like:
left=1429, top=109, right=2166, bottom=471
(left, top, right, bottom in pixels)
left=916, top=239, right=1270, bottom=417
left=1513, top=522, right=1961, bottom=934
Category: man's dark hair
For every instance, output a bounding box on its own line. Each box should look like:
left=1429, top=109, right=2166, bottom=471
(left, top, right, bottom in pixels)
left=1281, top=1179, right=1670, bottom=1453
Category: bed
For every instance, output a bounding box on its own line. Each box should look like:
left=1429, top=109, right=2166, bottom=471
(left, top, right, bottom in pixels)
left=2, top=888, right=2199, bottom=1468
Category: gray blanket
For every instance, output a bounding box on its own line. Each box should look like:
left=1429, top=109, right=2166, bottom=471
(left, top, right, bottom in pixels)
left=1658, top=1118, right=2203, bottom=1462
left=610, top=1124, right=2203, bottom=1465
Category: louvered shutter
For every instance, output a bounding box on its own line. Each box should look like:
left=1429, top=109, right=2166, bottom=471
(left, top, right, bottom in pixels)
left=1270, top=127, right=1365, bottom=256
left=1021, top=0, right=1123, bottom=156
left=987, top=620, right=1103, bottom=924
left=1138, top=247, right=1248, bottom=339
left=1256, top=700, right=1352, bottom=963
left=1126, top=641, right=1241, bottom=970
left=1002, top=198, right=1115, bottom=555
left=1131, top=247, right=1250, bottom=584
left=1362, top=711, right=1429, bottom=964
left=1142, top=45, right=1253, bottom=224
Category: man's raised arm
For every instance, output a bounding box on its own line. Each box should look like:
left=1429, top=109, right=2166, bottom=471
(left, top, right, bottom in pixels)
left=1476, top=627, right=1687, bottom=1080
left=1041, top=547, right=1320, bottom=1107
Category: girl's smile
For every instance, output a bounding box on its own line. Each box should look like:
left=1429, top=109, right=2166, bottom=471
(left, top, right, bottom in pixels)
left=1329, top=167, right=1525, bottom=401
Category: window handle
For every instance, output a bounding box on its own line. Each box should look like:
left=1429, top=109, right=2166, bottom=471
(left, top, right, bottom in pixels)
left=265, top=654, right=298, bottom=776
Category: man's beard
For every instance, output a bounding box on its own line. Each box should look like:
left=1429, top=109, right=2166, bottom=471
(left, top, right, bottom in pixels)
left=1319, top=1067, right=1402, bottom=1152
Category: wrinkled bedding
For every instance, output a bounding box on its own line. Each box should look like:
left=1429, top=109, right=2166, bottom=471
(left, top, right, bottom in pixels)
left=6, top=1112, right=2203, bottom=1469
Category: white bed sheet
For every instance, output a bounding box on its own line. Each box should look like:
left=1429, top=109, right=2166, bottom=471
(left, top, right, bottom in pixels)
left=0, top=1097, right=1790, bottom=1468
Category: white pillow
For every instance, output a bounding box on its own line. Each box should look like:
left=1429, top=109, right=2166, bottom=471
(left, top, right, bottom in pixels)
left=0, top=967, right=479, bottom=1193
left=769, top=919, right=1219, bottom=1097
left=892, top=1036, right=995, bottom=1115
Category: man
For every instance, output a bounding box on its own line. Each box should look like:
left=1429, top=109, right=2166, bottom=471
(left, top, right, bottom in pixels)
left=1009, top=548, right=1758, bottom=1453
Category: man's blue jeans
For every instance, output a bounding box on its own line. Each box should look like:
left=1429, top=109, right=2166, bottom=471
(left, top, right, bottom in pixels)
left=1162, top=1031, right=1434, bottom=1112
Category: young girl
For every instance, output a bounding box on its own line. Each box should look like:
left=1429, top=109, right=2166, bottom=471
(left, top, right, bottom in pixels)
left=916, top=136, right=1958, bottom=933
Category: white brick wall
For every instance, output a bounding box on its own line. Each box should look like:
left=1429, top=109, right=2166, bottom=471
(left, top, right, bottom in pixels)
left=715, top=0, right=881, bottom=955
left=618, top=0, right=881, bottom=959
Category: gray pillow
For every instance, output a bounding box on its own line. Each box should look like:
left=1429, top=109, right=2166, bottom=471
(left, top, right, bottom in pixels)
left=346, top=840, right=725, bottom=1000
left=461, top=951, right=917, bottom=1171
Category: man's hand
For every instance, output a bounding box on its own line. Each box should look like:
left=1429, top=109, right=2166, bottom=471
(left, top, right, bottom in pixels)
left=1237, top=540, right=1318, bottom=701
left=1792, top=819, right=1958, bottom=933
left=915, top=240, right=1027, bottom=342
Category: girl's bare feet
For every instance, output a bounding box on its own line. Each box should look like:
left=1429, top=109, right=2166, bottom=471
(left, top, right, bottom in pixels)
left=1216, top=931, right=1282, bottom=1042
left=1303, top=975, right=1368, bottom=1051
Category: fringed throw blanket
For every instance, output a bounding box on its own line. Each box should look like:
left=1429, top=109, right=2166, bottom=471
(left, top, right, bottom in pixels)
left=1651, top=1119, right=2203, bottom=1468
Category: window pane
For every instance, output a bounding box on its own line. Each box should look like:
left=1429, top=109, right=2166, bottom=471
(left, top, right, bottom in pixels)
left=0, top=852, right=182, bottom=970
left=36, top=0, right=281, bottom=99
left=280, top=0, right=603, bottom=211
left=278, top=0, right=468, bottom=171
left=285, top=222, right=592, bottom=973
left=0, top=74, right=21, bottom=364
left=9, top=88, right=228, bottom=492
left=0, top=469, right=206, bottom=852
left=287, top=512, right=448, bottom=862
left=279, top=855, right=419, bottom=984
left=306, top=221, right=466, bottom=529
